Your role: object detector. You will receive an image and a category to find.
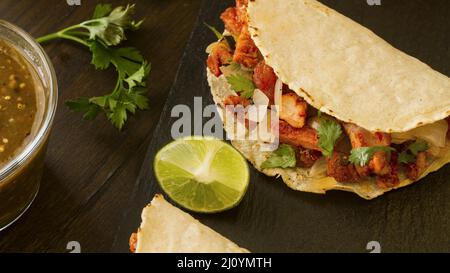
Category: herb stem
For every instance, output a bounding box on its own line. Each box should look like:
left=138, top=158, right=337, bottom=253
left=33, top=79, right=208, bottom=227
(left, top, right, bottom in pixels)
left=65, top=31, right=90, bottom=38
left=36, top=24, right=89, bottom=47
left=37, top=32, right=89, bottom=47
left=36, top=32, right=61, bottom=44
left=59, top=33, right=89, bottom=47
left=114, top=77, right=121, bottom=91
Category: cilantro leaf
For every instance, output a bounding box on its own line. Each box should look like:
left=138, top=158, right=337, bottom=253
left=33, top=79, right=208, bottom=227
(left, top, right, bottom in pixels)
left=66, top=98, right=101, bottom=121
left=89, top=40, right=144, bottom=77
left=349, top=146, right=395, bottom=167
left=107, top=102, right=128, bottom=129
left=261, top=144, right=296, bottom=169
left=204, top=22, right=223, bottom=40
left=408, top=140, right=429, bottom=155
left=125, top=61, right=151, bottom=89
left=89, top=40, right=113, bottom=69
left=398, top=152, right=416, bottom=165
left=398, top=140, right=429, bottom=164
left=92, top=4, right=113, bottom=19
left=317, top=114, right=342, bottom=157
left=81, top=4, right=143, bottom=46
left=226, top=73, right=255, bottom=99
left=87, top=83, right=150, bottom=130
left=125, top=88, right=150, bottom=110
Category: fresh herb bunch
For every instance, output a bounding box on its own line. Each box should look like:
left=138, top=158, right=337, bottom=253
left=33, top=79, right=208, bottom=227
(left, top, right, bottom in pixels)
left=37, top=4, right=150, bottom=130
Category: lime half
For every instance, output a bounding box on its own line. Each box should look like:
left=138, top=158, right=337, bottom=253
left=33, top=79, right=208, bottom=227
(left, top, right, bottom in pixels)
left=154, top=136, right=249, bottom=213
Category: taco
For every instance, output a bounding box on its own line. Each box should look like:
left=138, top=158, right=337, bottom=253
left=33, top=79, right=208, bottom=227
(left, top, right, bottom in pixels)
left=206, top=0, right=450, bottom=199
left=129, top=195, right=249, bottom=253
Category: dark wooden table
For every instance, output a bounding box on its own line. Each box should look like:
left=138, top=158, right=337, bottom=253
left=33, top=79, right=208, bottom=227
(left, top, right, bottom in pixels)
left=0, top=0, right=202, bottom=252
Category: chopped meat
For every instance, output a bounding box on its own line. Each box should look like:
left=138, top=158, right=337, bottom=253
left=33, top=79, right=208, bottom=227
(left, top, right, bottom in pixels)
left=377, top=170, right=399, bottom=188
left=220, top=7, right=244, bottom=37
left=280, top=93, right=307, bottom=128
left=223, top=95, right=251, bottom=107
left=253, top=61, right=277, bottom=104
left=279, top=120, right=320, bottom=151
left=220, top=0, right=248, bottom=38
left=233, top=30, right=260, bottom=68
left=405, top=152, right=427, bottom=180
left=129, top=233, right=137, bottom=253
left=355, top=164, right=371, bottom=178
left=368, top=151, right=391, bottom=176
left=377, top=153, right=400, bottom=188
left=236, top=0, right=248, bottom=9
left=207, top=40, right=233, bottom=77
left=326, top=152, right=361, bottom=182
left=343, top=123, right=391, bottom=147
left=236, top=0, right=248, bottom=27
left=296, top=147, right=322, bottom=168
left=343, top=123, right=392, bottom=176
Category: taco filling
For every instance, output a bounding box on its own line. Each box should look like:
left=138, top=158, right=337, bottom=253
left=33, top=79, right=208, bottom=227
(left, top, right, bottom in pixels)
left=206, top=0, right=450, bottom=192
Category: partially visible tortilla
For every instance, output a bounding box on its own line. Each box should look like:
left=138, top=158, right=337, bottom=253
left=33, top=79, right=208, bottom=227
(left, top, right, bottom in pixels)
left=135, top=194, right=249, bottom=253
left=247, top=0, right=450, bottom=133
left=208, top=70, right=450, bottom=199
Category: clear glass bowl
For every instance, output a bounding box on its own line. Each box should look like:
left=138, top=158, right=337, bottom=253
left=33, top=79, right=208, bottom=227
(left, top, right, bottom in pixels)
left=0, top=20, right=58, bottom=231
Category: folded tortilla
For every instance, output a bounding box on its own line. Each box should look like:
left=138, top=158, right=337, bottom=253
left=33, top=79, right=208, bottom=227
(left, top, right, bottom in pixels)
left=248, top=0, right=450, bottom=133
left=132, top=195, right=249, bottom=253
left=207, top=0, right=450, bottom=199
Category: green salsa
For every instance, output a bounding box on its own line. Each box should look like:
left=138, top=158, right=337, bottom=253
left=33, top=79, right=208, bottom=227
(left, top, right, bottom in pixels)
left=0, top=40, right=38, bottom=165
left=0, top=38, right=48, bottom=229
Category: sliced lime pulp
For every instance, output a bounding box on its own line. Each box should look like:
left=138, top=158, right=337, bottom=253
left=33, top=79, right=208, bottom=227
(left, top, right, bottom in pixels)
left=154, top=136, right=249, bottom=213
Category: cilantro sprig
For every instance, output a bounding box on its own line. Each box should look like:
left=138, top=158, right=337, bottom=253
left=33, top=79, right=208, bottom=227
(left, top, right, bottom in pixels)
left=398, top=140, right=429, bottom=164
left=37, top=4, right=149, bottom=130
left=261, top=144, right=296, bottom=169
left=349, top=146, right=395, bottom=167
left=317, top=112, right=342, bottom=157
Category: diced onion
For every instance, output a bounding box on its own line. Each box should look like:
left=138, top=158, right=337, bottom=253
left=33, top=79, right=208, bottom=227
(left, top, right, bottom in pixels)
left=307, top=116, right=321, bottom=131
left=219, top=63, right=238, bottom=77
left=309, top=157, right=327, bottom=177
left=274, top=78, right=283, bottom=108
left=205, top=42, right=217, bottom=54
left=253, top=89, right=269, bottom=107
left=247, top=89, right=269, bottom=122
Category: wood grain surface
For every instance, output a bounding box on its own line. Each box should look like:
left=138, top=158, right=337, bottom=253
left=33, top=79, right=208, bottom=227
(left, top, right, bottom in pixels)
left=1, top=0, right=449, bottom=253
left=0, top=0, right=202, bottom=252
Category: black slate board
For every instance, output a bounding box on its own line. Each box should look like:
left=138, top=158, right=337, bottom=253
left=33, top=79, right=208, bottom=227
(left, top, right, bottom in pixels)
left=114, top=0, right=450, bottom=253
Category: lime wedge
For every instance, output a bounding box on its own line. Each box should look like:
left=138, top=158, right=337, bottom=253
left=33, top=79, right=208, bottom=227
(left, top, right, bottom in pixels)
left=154, top=136, right=250, bottom=213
